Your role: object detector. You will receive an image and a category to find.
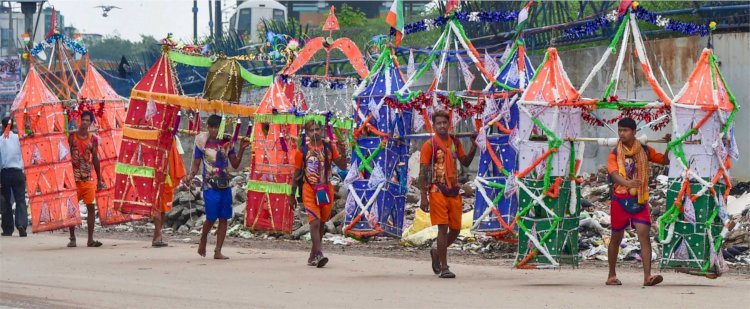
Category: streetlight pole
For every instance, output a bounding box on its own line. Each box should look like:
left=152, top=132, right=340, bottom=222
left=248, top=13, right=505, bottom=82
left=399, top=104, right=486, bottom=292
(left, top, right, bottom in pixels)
left=8, top=2, right=14, bottom=53
left=208, top=0, right=213, bottom=40
left=214, top=0, right=222, bottom=39
left=193, top=0, right=198, bottom=43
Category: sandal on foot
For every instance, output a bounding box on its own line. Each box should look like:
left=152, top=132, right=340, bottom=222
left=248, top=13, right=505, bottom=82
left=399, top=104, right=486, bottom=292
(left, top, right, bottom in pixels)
left=439, top=267, right=456, bottom=279
left=67, top=238, right=77, bottom=248
left=152, top=240, right=168, bottom=248
left=87, top=240, right=103, bottom=247
left=605, top=278, right=622, bottom=286
left=430, top=249, right=440, bottom=275
left=316, top=255, right=329, bottom=268
left=307, top=258, right=318, bottom=267
left=644, top=275, right=663, bottom=286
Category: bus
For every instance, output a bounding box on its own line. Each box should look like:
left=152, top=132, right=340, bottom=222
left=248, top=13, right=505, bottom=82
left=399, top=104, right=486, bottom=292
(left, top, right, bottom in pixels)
left=229, top=0, right=287, bottom=42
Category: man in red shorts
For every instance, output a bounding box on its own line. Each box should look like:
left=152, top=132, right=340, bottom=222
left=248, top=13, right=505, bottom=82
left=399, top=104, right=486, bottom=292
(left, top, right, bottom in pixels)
left=606, top=117, right=669, bottom=286
left=68, top=111, right=106, bottom=248
left=419, top=110, right=477, bottom=278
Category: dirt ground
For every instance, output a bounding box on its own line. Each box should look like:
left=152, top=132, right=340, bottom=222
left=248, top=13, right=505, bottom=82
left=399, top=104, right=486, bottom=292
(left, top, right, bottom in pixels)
left=1, top=232, right=748, bottom=308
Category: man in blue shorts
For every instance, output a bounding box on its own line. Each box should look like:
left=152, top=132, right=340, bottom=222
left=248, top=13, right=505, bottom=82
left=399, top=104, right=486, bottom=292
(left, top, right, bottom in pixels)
left=185, top=115, right=249, bottom=259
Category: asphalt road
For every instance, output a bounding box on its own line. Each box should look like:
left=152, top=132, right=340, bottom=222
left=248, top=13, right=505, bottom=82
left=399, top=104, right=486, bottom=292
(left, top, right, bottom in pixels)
left=1, top=234, right=747, bottom=308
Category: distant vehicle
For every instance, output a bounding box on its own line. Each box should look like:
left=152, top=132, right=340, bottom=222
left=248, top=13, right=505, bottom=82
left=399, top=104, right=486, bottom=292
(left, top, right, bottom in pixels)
left=228, top=0, right=286, bottom=42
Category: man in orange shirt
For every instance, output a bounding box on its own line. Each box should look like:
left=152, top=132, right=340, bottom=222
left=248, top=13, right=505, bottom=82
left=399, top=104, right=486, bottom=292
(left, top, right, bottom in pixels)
left=290, top=121, right=348, bottom=268
left=152, top=139, right=186, bottom=247
left=606, top=117, right=669, bottom=287
left=68, top=111, right=106, bottom=248
left=419, top=110, right=477, bottom=278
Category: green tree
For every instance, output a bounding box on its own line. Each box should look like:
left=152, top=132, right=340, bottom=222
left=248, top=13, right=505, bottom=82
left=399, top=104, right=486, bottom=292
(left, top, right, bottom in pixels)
left=86, top=35, right=159, bottom=62
left=326, top=4, right=367, bottom=28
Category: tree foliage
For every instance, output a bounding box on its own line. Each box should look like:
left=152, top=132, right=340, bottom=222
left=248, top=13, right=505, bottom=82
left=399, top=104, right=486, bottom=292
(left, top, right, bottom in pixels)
left=86, top=35, right=160, bottom=62
left=326, top=4, right=367, bottom=28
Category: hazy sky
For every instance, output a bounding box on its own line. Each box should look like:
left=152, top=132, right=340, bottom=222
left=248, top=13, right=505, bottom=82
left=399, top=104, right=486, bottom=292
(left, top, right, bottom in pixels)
left=49, top=0, right=233, bottom=42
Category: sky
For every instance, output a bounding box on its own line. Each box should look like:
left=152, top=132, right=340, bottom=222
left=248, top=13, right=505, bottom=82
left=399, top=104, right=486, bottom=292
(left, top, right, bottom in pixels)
left=49, top=0, right=234, bottom=42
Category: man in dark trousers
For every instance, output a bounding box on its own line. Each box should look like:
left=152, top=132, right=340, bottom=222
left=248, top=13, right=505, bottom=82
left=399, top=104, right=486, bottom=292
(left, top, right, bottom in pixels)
left=0, top=117, right=28, bottom=237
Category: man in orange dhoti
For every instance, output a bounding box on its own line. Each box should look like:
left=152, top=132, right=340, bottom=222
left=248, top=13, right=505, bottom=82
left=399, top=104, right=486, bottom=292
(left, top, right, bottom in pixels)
left=152, top=139, right=186, bottom=247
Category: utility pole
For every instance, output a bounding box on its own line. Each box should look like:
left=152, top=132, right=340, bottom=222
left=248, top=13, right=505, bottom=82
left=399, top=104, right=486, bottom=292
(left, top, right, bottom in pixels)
left=20, top=1, right=38, bottom=74
left=20, top=1, right=36, bottom=44
left=193, top=0, right=198, bottom=43
left=214, top=0, right=222, bottom=39
left=208, top=0, right=213, bottom=40
left=7, top=1, right=15, bottom=55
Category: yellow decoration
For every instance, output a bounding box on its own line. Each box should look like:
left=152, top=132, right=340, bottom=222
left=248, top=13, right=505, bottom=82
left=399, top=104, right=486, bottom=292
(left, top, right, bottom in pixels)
left=130, top=89, right=258, bottom=117
left=709, top=21, right=717, bottom=30
left=123, top=127, right=160, bottom=140
left=22, top=52, right=29, bottom=60
left=632, top=1, right=639, bottom=9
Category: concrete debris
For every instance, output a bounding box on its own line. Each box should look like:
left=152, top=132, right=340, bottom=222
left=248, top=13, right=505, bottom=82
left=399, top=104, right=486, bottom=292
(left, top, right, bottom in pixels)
left=87, top=163, right=750, bottom=268
left=323, top=234, right=357, bottom=246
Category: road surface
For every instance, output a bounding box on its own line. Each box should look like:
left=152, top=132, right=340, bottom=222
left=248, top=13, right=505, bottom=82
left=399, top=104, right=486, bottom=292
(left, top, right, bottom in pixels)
left=1, top=234, right=747, bottom=308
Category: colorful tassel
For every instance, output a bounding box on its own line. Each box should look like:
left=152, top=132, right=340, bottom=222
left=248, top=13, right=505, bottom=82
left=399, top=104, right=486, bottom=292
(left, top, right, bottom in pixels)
left=217, top=115, right=226, bottom=138
left=298, top=132, right=306, bottom=148
left=172, top=111, right=182, bottom=136
left=279, top=133, right=288, bottom=152
left=325, top=125, right=335, bottom=141
left=231, top=119, right=241, bottom=143
left=145, top=98, right=157, bottom=122
left=245, top=120, right=253, bottom=137
left=325, top=112, right=335, bottom=140
left=195, top=112, right=201, bottom=132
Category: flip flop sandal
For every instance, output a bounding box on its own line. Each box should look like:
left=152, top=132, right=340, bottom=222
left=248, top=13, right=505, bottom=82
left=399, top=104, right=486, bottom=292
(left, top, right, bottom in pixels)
left=308, top=258, right=318, bottom=267
left=644, top=275, right=663, bottom=286
left=605, top=278, right=622, bottom=286
left=152, top=241, right=168, bottom=248
left=430, top=249, right=440, bottom=275
left=67, top=238, right=77, bottom=248
left=87, top=240, right=103, bottom=247
left=316, top=256, right=329, bottom=268
left=439, top=267, right=456, bottom=279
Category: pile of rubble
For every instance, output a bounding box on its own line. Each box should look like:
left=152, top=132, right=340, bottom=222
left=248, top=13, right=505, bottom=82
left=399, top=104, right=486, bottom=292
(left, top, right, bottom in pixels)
left=724, top=181, right=750, bottom=265
left=162, top=175, right=248, bottom=234
left=95, top=162, right=750, bottom=267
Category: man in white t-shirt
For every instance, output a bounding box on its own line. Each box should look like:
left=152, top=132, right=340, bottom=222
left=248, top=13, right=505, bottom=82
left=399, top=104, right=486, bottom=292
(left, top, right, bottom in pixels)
left=0, top=117, right=28, bottom=237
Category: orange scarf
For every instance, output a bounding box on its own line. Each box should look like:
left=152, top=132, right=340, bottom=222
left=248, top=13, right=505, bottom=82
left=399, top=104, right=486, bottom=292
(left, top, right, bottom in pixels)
left=617, top=141, right=649, bottom=204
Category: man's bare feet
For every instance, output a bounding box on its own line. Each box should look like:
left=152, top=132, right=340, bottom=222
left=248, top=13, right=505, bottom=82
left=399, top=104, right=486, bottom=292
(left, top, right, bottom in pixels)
left=214, top=251, right=229, bottom=260
left=197, top=238, right=207, bottom=257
